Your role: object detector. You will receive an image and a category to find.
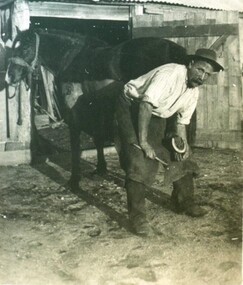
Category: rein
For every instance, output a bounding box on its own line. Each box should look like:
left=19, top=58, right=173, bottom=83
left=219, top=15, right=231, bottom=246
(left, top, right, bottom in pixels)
left=5, top=33, right=40, bottom=127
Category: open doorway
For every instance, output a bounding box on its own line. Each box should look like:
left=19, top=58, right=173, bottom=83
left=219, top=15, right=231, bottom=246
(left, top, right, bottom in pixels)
left=30, top=17, right=129, bottom=45
left=29, top=17, right=129, bottom=155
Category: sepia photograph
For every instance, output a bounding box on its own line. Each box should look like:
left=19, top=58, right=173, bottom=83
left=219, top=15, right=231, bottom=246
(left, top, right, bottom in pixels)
left=0, top=0, right=242, bottom=284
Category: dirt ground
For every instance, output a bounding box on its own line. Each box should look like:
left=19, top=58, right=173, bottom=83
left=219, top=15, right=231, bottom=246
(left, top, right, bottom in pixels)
left=0, top=124, right=242, bottom=285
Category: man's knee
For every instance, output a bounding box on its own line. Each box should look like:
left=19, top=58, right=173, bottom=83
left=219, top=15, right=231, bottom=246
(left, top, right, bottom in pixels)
left=124, top=149, right=159, bottom=185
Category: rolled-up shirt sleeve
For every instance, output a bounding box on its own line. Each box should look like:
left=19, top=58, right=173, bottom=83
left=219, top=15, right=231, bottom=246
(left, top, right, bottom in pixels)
left=123, top=64, right=198, bottom=121
left=124, top=83, right=140, bottom=99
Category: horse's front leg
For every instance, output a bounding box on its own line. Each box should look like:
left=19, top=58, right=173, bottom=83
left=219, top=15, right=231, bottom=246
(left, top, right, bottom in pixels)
left=69, top=121, right=82, bottom=190
left=93, top=134, right=107, bottom=175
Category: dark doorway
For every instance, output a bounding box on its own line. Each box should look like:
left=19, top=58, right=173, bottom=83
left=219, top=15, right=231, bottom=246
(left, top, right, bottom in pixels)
left=29, top=17, right=129, bottom=154
left=30, top=17, right=129, bottom=45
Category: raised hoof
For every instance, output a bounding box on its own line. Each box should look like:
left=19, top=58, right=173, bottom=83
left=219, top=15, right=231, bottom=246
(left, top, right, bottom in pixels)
left=130, top=216, right=154, bottom=237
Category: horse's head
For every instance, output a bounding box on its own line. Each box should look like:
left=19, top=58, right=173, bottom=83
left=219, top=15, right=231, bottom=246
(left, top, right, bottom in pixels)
left=5, top=29, right=39, bottom=86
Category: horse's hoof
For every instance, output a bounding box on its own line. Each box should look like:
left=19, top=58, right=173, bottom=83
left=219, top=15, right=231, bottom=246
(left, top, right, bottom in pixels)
left=93, top=168, right=108, bottom=176
left=67, top=179, right=80, bottom=192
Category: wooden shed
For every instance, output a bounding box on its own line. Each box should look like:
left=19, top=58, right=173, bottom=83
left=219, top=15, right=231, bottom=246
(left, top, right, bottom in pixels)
left=0, top=0, right=242, bottom=165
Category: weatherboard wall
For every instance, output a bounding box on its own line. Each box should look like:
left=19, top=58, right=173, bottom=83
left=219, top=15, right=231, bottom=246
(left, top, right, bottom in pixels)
left=132, top=5, right=241, bottom=149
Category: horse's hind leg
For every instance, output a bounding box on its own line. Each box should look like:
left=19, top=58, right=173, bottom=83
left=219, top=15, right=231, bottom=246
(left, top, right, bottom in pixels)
left=93, top=134, right=107, bottom=175
left=68, top=117, right=82, bottom=190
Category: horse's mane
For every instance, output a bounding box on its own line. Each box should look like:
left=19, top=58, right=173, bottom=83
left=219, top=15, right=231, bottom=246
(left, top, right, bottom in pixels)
left=12, top=28, right=109, bottom=52
left=38, top=28, right=86, bottom=43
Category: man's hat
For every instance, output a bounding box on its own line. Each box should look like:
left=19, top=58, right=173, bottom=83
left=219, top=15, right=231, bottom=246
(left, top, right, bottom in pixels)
left=188, top=49, right=224, bottom=72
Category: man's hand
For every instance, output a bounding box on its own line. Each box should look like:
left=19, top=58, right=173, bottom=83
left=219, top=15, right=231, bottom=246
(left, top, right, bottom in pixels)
left=174, top=142, right=190, bottom=161
left=140, top=141, right=156, bottom=160
left=182, top=143, right=190, bottom=160
left=174, top=123, right=191, bottom=161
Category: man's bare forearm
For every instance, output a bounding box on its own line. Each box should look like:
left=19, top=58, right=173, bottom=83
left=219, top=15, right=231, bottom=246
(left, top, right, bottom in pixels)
left=138, top=101, right=153, bottom=145
left=176, top=123, right=187, bottom=142
left=138, top=101, right=156, bottom=159
left=176, top=123, right=190, bottom=159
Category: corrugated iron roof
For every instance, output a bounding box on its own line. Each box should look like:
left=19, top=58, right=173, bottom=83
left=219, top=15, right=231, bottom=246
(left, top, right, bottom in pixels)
left=110, top=0, right=243, bottom=11
left=28, top=0, right=243, bottom=12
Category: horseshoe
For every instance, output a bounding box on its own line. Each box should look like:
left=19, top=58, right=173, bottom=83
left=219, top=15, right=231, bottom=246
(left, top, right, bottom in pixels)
left=172, top=137, right=186, bottom=154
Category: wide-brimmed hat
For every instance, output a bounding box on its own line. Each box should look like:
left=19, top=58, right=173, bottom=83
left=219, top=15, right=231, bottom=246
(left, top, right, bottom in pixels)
left=188, top=49, right=224, bottom=72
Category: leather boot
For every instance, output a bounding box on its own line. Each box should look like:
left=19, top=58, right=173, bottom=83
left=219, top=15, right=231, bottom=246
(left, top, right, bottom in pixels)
left=125, top=179, right=153, bottom=236
left=172, top=174, right=207, bottom=217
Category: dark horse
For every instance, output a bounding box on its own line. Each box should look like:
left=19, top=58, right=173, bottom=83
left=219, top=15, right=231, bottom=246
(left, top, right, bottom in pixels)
left=5, top=28, right=187, bottom=189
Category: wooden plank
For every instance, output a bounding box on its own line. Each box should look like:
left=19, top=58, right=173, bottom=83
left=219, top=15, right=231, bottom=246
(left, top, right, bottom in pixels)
left=195, top=136, right=241, bottom=149
left=216, top=72, right=226, bottom=126
left=5, top=142, right=29, bottom=151
left=227, top=11, right=238, bottom=24
left=203, top=84, right=209, bottom=130
left=7, top=86, right=18, bottom=141
left=40, top=66, right=55, bottom=120
left=217, top=141, right=241, bottom=149
left=0, top=149, right=31, bottom=166
left=185, top=13, right=195, bottom=26
left=209, top=35, right=229, bottom=50
left=132, top=15, right=153, bottom=28
left=161, top=11, right=175, bottom=23
left=229, top=76, right=241, bottom=107
left=182, top=37, right=188, bottom=52
left=229, top=107, right=241, bottom=130
left=205, top=10, right=217, bottom=25
left=191, top=37, right=207, bottom=132
left=0, top=59, right=32, bottom=165
left=194, top=10, right=207, bottom=26
left=215, top=11, right=228, bottom=24
left=195, top=37, right=209, bottom=131
left=226, top=35, right=241, bottom=112
left=151, top=15, right=163, bottom=27
left=0, top=89, right=7, bottom=141
left=29, top=2, right=129, bottom=21
left=206, top=10, right=217, bottom=22
left=133, top=5, right=144, bottom=17
left=171, top=9, right=187, bottom=22
left=227, top=36, right=241, bottom=76
left=16, top=82, right=32, bottom=144
left=206, top=85, right=218, bottom=129
left=133, top=24, right=239, bottom=38
left=196, top=90, right=205, bottom=129
left=218, top=86, right=230, bottom=130
left=201, top=85, right=209, bottom=130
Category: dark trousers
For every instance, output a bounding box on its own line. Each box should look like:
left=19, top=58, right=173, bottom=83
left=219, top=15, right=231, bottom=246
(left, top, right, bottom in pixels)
left=114, top=94, right=196, bottom=220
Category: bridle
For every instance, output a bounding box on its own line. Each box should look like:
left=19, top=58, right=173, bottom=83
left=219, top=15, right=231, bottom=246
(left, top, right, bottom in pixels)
left=8, top=32, right=40, bottom=73
left=5, top=33, right=40, bottom=129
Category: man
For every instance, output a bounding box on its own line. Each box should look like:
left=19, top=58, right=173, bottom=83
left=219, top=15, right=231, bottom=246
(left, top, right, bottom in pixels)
left=115, top=49, right=224, bottom=236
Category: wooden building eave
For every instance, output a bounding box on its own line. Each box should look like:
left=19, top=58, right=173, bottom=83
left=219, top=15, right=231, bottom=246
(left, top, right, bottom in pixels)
left=29, top=1, right=130, bottom=21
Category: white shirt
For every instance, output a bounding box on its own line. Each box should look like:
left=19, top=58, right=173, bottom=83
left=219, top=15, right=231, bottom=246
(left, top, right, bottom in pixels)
left=124, top=63, right=199, bottom=125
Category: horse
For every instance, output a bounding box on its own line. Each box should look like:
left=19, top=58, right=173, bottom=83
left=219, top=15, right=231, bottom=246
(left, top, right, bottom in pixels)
left=5, top=28, right=187, bottom=189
